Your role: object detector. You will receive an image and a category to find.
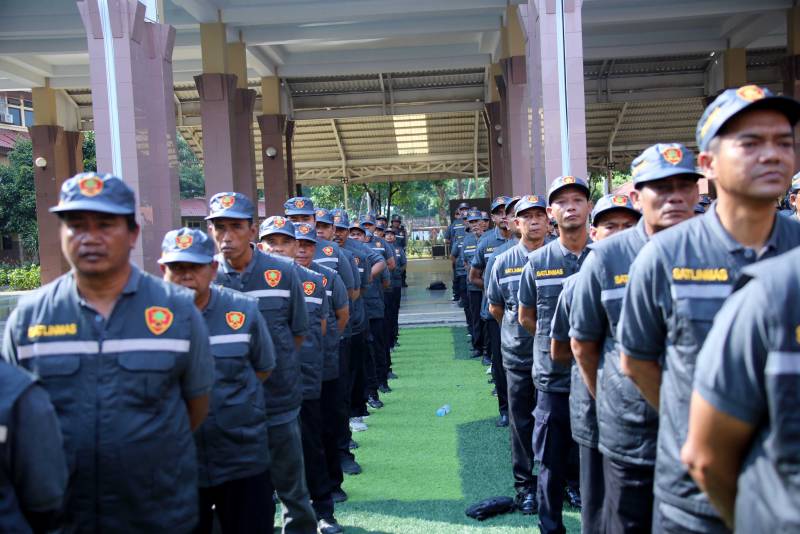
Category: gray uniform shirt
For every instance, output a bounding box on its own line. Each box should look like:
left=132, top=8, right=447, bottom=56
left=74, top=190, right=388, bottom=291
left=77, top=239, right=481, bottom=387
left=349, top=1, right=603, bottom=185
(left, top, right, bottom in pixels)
left=480, top=237, right=514, bottom=320
left=486, top=242, right=536, bottom=369
left=618, top=205, right=800, bottom=523
left=309, top=262, right=348, bottom=381
left=313, top=238, right=355, bottom=293
left=695, top=247, right=800, bottom=533
left=518, top=238, right=590, bottom=393
left=550, top=273, right=598, bottom=448
left=295, top=264, right=329, bottom=401
left=570, top=220, right=658, bottom=465
left=460, top=232, right=481, bottom=291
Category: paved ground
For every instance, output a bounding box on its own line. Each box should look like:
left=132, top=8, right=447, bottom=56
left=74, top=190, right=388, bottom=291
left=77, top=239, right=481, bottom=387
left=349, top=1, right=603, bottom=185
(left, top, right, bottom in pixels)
left=398, top=259, right=467, bottom=327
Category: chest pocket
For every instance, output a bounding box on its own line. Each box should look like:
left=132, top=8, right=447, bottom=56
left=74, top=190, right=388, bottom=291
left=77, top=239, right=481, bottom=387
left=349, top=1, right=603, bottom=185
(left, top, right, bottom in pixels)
left=211, top=343, right=250, bottom=405
left=117, top=352, right=177, bottom=409
left=673, top=296, right=723, bottom=352
left=536, top=283, right=562, bottom=333
left=603, top=294, right=624, bottom=337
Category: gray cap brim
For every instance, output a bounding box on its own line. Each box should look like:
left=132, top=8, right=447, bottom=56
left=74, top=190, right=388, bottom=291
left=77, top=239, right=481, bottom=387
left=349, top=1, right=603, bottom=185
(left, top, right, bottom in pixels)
left=50, top=200, right=134, bottom=215
left=157, top=251, right=214, bottom=264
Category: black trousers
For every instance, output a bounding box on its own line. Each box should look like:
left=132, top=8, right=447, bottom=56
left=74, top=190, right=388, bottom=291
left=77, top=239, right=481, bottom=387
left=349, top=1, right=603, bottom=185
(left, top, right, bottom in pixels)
left=451, top=263, right=458, bottom=298
left=349, top=330, right=368, bottom=416
left=320, top=377, right=346, bottom=492
left=391, top=286, right=402, bottom=348
left=337, top=336, right=356, bottom=462
left=651, top=499, right=729, bottom=534
left=300, top=399, right=335, bottom=520
left=369, top=317, right=388, bottom=387
left=504, top=365, right=537, bottom=492
left=487, top=319, right=508, bottom=415
left=579, top=445, right=605, bottom=534
left=467, top=290, right=486, bottom=354
left=602, top=455, right=654, bottom=534
left=533, top=391, right=572, bottom=534
left=195, top=470, right=275, bottom=534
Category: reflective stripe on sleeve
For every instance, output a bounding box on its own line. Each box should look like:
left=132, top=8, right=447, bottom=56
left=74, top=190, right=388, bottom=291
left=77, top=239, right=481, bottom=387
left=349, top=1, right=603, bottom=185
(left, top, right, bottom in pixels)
left=498, top=275, right=521, bottom=285
left=305, top=297, right=323, bottom=305
left=103, top=338, right=191, bottom=353
left=326, top=291, right=333, bottom=296
left=17, top=340, right=100, bottom=360
left=246, top=289, right=291, bottom=298
left=535, top=277, right=563, bottom=287
left=670, top=284, right=731, bottom=300
left=600, top=287, right=626, bottom=301
left=766, top=351, right=800, bottom=375
left=209, top=333, right=252, bottom=345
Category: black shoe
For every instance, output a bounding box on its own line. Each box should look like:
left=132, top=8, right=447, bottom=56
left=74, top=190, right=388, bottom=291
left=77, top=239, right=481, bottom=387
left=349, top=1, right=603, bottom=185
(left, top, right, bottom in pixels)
left=496, top=413, right=509, bottom=427
left=318, top=517, right=344, bottom=534
left=488, top=377, right=495, bottom=384
left=470, top=349, right=481, bottom=358
left=349, top=439, right=359, bottom=450
left=340, top=456, right=362, bottom=475
left=565, top=486, right=582, bottom=509
left=378, top=383, right=392, bottom=394
left=515, top=490, right=537, bottom=515
left=387, top=371, right=399, bottom=379
left=481, top=356, right=492, bottom=366
left=331, top=488, right=348, bottom=503
left=367, top=396, right=384, bottom=409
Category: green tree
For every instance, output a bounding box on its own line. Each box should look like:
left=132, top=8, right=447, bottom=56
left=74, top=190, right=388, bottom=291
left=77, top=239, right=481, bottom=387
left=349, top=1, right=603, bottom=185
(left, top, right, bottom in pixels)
left=176, top=134, right=205, bottom=199
left=588, top=171, right=631, bottom=202
left=0, top=138, right=38, bottom=259
left=83, top=131, right=96, bottom=172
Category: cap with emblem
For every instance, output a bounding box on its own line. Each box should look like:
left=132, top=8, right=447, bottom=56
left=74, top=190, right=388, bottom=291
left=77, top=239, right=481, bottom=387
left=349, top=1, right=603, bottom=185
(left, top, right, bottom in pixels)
left=158, top=227, right=215, bottom=264
left=376, top=214, right=388, bottom=222
left=375, top=221, right=387, bottom=230
left=294, top=223, right=317, bottom=243
left=547, top=176, right=590, bottom=205
left=630, top=143, right=703, bottom=187
left=391, top=214, right=401, bottom=222
left=466, top=209, right=482, bottom=222
left=284, top=196, right=315, bottom=216
left=50, top=172, right=136, bottom=215
left=481, top=211, right=490, bottom=221
left=491, top=196, right=510, bottom=212
left=505, top=196, right=522, bottom=214
left=206, top=192, right=255, bottom=220
left=259, top=215, right=295, bottom=240
left=696, top=85, right=800, bottom=152
left=360, top=213, right=377, bottom=226
left=331, top=209, right=350, bottom=229
left=457, top=201, right=470, bottom=210
left=384, top=227, right=396, bottom=234
left=315, top=207, right=334, bottom=224
left=591, top=194, right=640, bottom=224
left=515, top=195, right=547, bottom=216
left=792, top=172, right=800, bottom=193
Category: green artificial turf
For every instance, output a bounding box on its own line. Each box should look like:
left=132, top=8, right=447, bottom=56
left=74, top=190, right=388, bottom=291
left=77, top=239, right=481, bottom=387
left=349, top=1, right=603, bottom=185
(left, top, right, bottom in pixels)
left=326, top=326, right=582, bottom=534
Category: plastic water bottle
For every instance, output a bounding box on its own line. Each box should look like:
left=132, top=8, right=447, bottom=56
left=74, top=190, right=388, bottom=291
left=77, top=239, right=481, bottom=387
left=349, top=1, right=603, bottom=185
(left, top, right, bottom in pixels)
left=436, top=404, right=451, bottom=417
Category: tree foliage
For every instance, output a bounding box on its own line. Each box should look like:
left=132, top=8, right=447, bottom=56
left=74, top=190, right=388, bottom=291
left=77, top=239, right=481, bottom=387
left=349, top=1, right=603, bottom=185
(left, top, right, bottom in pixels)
left=588, top=171, right=632, bottom=202
left=177, top=134, right=205, bottom=199
left=0, top=138, right=38, bottom=259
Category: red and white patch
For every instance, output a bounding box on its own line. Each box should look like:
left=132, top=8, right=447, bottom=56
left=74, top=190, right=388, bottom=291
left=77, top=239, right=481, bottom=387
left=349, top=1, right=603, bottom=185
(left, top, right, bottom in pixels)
left=303, top=281, right=316, bottom=295
left=264, top=269, right=281, bottom=287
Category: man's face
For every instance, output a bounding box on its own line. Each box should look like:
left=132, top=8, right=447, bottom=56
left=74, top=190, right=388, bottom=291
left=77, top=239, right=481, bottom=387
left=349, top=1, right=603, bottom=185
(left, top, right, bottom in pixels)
left=391, top=220, right=401, bottom=229
left=630, top=176, right=698, bottom=233
left=288, top=213, right=315, bottom=225
left=491, top=207, right=508, bottom=230
left=261, top=234, right=297, bottom=258
left=479, top=219, right=489, bottom=231
left=161, top=261, right=218, bottom=295
left=333, top=226, right=349, bottom=245
left=590, top=211, right=639, bottom=241
left=384, top=232, right=396, bottom=244
left=467, top=220, right=479, bottom=232
left=60, top=211, right=138, bottom=277
left=295, top=239, right=315, bottom=267
left=349, top=229, right=366, bottom=242
left=374, top=228, right=385, bottom=238
left=209, top=218, right=255, bottom=261
left=362, top=222, right=376, bottom=234
left=547, top=188, right=590, bottom=230
left=699, top=109, right=795, bottom=201
left=316, top=221, right=335, bottom=241
left=515, top=208, right=548, bottom=243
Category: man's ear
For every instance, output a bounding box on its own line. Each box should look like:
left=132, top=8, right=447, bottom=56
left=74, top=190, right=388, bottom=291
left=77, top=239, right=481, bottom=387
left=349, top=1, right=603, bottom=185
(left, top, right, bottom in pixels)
left=159, top=264, right=167, bottom=275
left=589, top=227, right=598, bottom=241
left=629, top=189, right=641, bottom=211
left=546, top=206, right=554, bottom=219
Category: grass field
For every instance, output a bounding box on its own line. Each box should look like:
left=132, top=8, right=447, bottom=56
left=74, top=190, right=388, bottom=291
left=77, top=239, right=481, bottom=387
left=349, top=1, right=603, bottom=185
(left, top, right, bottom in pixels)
left=328, top=326, right=582, bottom=534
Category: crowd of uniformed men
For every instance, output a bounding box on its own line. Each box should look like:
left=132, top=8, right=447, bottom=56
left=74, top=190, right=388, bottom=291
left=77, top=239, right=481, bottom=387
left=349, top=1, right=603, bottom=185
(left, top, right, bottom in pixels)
left=0, top=176, right=408, bottom=533
left=3, top=82, right=800, bottom=534
left=443, top=84, right=800, bottom=534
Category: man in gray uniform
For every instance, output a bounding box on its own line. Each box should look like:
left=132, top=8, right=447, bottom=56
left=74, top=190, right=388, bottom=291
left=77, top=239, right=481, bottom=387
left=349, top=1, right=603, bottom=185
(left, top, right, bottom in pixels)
left=570, top=144, right=700, bottom=533
left=384, top=227, right=405, bottom=353
left=549, top=194, right=640, bottom=534
left=207, top=193, right=315, bottom=534
left=3, top=173, right=213, bottom=532
left=618, top=85, right=800, bottom=533
left=0, top=359, right=67, bottom=533
left=159, top=227, right=277, bottom=534
left=517, top=176, right=592, bottom=534
left=460, top=209, right=486, bottom=359
left=447, top=203, right=469, bottom=300
left=682, top=246, right=800, bottom=532
left=486, top=195, right=548, bottom=514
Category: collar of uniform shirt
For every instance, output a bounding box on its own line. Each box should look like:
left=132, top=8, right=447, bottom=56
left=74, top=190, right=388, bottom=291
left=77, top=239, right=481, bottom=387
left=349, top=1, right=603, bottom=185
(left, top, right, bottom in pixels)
left=705, top=201, right=779, bottom=255
left=218, top=244, right=259, bottom=276
left=70, top=263, right=141, bottom=310
left=556, top=237, right=591, bottom=258
left=202, top=285, right=219, bottom=312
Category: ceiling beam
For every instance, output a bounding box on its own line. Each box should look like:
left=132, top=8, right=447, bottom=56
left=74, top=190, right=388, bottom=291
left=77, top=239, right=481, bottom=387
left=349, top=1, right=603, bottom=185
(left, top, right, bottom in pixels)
left=0, top=58, right=45, bottom=87
left=726, top=11, right=785, bottom=49
left=246, top=47, right=276, bottom=76
left=279, top=54, right=491, bottom=77
left=295, top=153, right=489, bottom=169
left=291, top=101, right=485, bottom=120
left=170, top=0, right=218, bottom=24
left=286, top=43, right=482, bottom=66
left=583, top=0, right=792, bottom=26
left=330, top=119, right=348, bottom=178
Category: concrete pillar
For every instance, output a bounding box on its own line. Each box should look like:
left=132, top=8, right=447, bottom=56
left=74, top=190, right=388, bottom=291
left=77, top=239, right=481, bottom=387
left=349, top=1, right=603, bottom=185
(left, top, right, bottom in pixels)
left=258, top=76, right=293, bottom=217
left=484, top=101, right=506, bottom=197
left=78, top=0, right=180, bottom=273
left=723, top=48, right=747, bottom=87
left=527, top=0, right=588, bottom=186
left=228, top=41, right=258, bottom=203
left=29, top=89, right=83, bottom=281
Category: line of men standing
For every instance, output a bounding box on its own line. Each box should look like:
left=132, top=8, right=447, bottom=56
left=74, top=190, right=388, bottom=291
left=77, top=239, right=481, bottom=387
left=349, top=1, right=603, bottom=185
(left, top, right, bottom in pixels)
left=0, top=179, right=407, bottom=533
left=454, top=84, right=800, bottom=534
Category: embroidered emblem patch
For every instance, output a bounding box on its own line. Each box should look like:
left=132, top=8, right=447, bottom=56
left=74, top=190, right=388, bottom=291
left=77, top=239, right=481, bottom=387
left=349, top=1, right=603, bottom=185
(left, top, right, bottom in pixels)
left=145, top=306, right=173, bottom=336
left=294, top=199, right=305, bottom=208
left=562, top=176, right=576, bottom=184
left=175, top=234, right=193, bottom=249
left=736, top=85, right=765, bottom=102
left=661, top=146, right=683, bottom=165
left=322, top=246, right=334, bottom=256
left=219, top=195, right=235, bottom=209
left=611, top=195, right=629, bottom=207
left=303, top=281, right=316, bottom=295
left=265, top=269, right=281, bottom=287
left=226, top=311, right=245, bottom=330
left=78, top=175, right=103, bottom=197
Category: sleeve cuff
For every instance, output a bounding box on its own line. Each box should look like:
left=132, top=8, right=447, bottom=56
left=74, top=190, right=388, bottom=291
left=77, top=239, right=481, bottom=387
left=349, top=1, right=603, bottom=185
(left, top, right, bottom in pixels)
left=619, top=344, right=662, bottom=362
left=695, top=382, right=760, bottom=425
left=568, top=327, right=604, bottom=342
left=185, top=385, right=212, bottom=399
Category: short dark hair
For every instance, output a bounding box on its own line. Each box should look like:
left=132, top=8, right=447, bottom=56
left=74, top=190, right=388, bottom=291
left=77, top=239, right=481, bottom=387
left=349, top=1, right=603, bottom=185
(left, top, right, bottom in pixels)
left=125, top=214, right=139, bottom=231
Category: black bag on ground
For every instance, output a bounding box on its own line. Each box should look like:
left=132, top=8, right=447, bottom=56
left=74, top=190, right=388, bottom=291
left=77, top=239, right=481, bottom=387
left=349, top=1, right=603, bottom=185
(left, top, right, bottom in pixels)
left=464, top=496, right=515, bottom=521
left=427, top=281, right=447, bottom=290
